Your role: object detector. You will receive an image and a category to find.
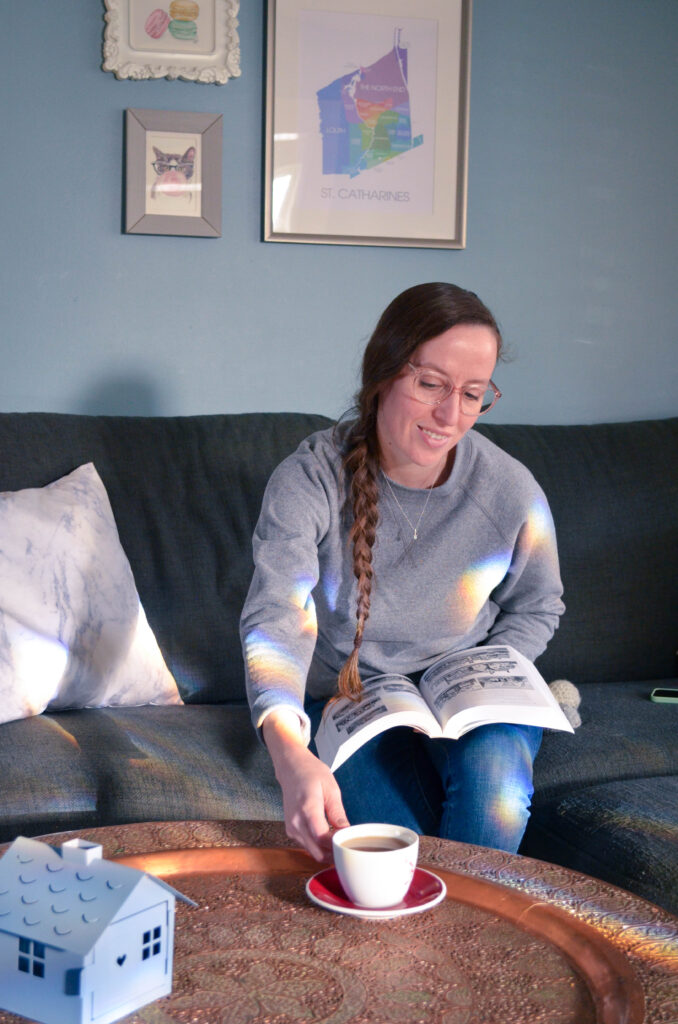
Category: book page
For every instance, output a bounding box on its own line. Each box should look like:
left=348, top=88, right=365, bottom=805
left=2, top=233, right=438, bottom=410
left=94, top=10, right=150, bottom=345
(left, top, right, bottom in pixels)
left=420, top=645, right=573, bottom=737
left=314, top=674, right=442, bottom=772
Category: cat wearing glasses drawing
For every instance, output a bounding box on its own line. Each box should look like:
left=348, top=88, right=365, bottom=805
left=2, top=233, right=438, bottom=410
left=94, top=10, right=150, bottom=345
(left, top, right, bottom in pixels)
left=150, top=146, right=196, bottom=203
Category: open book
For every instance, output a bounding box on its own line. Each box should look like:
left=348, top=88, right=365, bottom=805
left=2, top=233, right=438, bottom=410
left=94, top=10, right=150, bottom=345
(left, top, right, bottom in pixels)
left=314, top=644, right=574, bottom=772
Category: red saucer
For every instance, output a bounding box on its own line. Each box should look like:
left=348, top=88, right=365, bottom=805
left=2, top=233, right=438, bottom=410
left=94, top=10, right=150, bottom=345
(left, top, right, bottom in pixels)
left=306, top=866, right=446, bottom=919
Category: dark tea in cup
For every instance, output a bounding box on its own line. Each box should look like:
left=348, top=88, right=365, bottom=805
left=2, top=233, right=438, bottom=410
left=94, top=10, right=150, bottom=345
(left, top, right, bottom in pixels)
left=338, top=835, right=410, bottom=852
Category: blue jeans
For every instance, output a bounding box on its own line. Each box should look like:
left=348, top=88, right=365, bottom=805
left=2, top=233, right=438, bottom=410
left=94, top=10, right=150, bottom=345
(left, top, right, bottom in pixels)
left=306, top=697, right=542, bottom=854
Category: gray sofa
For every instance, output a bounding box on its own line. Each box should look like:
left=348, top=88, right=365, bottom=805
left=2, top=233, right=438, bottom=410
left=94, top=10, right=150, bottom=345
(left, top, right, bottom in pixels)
left=0, top=412, right=676, bottom=915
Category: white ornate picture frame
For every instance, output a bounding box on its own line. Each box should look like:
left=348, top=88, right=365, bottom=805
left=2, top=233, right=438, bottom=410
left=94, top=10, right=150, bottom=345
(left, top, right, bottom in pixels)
left=264, top=0, right=472, bottom=248
left=103, top=0, right=241, bottom=84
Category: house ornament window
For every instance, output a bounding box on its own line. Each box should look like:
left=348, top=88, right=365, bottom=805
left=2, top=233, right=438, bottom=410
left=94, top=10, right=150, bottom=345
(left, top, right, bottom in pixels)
left=18, top=938, right=46, bottom=978
left=142, top=926, right=162, bottom=960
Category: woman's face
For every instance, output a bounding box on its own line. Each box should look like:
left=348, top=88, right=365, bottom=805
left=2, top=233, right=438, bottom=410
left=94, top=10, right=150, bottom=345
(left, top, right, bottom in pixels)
left=376, top=323, right=498, bottom=488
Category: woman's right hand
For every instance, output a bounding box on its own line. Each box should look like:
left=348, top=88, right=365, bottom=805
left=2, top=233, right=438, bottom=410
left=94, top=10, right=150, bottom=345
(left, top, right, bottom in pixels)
left=262, top=709, right=349, bottom=862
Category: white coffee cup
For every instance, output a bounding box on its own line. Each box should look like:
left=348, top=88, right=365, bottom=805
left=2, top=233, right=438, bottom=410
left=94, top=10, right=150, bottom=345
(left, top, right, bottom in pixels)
left=332, top=823, right=419, bottom=908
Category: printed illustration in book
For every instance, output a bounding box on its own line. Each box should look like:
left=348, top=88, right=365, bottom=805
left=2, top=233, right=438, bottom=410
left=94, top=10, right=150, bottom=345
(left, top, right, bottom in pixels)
left=315, top=644, right=574, bottom=772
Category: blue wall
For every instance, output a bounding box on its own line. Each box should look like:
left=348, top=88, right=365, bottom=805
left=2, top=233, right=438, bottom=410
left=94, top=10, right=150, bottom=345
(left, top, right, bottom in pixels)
left=1, top=1, right=676, bottom=423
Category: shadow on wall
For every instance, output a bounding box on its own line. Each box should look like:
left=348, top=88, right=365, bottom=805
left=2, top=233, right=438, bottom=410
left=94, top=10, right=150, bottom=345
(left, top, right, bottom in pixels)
left=77, top=375, right=165, bottom=417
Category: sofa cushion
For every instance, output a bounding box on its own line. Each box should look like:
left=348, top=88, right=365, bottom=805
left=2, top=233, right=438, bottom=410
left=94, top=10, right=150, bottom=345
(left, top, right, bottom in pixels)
left=476, top=417, right=678, bottom=683
left=516, top=677, right=678, bottom=915
left=532, top=679, right=678, bottom=800
left=521, top=775, right=678, bottom=914
left=0, top=705, right=283, bottom=843
left=0, top=463, right=181, bottom=725
left=0, top=412, right=333, bottom=704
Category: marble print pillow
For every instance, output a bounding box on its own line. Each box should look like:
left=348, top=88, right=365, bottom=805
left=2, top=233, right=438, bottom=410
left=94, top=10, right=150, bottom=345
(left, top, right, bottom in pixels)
left=0, top=463, right=183, bottom=726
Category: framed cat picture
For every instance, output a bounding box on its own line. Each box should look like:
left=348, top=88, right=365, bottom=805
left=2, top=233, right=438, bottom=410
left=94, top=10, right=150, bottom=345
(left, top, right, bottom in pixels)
left=125, top=109, right=222, bottom=236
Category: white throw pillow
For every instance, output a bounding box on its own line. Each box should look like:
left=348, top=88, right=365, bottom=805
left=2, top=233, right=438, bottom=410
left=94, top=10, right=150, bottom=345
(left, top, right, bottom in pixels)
left=0, top=463, right=183, bottom=725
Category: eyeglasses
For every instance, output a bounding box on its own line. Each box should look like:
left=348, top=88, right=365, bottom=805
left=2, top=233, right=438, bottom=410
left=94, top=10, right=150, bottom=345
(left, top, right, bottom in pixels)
left=152, top=159, right=194, bottom=176
left=406, top=362, right=502, bottom=416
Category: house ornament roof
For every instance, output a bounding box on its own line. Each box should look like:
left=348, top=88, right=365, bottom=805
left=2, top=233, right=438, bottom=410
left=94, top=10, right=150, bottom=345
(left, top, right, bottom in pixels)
left=0, top=836, right=194, bottom=956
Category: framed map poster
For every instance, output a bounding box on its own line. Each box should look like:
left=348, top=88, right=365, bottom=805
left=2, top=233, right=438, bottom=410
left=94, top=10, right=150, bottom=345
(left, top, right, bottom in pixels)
left=264, top=0, right=472, bottom=248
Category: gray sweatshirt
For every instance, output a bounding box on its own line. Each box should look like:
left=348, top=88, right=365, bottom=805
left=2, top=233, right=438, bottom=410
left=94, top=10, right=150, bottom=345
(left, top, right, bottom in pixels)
left=241, top=426, right=565, bottom=737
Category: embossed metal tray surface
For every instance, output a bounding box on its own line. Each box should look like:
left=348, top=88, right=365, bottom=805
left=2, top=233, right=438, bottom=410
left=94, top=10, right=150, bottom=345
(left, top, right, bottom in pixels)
left=4, top=817, right=674, bottom=1024
left=104, top=845, right=644, bottom=1024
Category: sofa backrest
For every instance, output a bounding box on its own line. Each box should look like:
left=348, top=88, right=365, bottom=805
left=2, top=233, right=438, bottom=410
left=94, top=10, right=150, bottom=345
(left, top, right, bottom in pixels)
left=476, top=417, right=678, bottom=683
left=0, top=411, right=333, bottom=704
left=1, top=412, right=676, bottom=699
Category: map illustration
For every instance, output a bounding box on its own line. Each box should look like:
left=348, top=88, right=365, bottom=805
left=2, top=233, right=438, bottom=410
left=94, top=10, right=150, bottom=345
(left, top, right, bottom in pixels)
left=316, top=29, right=423, bottom=179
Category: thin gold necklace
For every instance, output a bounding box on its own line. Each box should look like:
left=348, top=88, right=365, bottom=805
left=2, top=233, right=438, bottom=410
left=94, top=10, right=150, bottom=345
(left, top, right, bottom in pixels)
left=382, top=473, right=434, bottom=541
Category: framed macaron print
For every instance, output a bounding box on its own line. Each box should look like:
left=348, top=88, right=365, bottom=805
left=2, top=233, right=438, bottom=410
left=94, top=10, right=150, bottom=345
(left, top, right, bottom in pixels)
left=103, top=0, right=241, bottom=84
left=125, top=109, right=222, bottom=236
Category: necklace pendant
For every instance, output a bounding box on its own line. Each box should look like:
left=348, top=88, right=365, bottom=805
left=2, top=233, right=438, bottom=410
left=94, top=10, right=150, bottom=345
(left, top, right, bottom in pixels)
left=382, top=471, right=433, bottom=547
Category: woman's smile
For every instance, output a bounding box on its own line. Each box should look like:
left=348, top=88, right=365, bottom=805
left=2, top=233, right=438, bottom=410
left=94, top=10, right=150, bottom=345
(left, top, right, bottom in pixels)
left=418, top=425, right=452, bottom=444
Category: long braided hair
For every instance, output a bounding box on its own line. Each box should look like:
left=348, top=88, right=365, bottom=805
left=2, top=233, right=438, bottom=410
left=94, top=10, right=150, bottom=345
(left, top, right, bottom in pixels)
left=335, top=282, right=503, bottom=702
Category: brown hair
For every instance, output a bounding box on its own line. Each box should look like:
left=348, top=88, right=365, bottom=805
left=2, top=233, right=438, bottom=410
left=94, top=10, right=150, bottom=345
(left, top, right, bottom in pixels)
left=336, top=282, right=502, bottom=701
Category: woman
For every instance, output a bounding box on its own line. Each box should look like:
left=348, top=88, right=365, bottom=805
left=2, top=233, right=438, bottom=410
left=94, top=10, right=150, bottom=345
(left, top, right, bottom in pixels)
left=240, top=282, right=564, bottom=862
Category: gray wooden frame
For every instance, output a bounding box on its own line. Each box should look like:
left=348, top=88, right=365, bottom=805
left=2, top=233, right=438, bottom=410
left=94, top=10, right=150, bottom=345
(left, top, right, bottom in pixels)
left=125, top=109, right=222, bottom=237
